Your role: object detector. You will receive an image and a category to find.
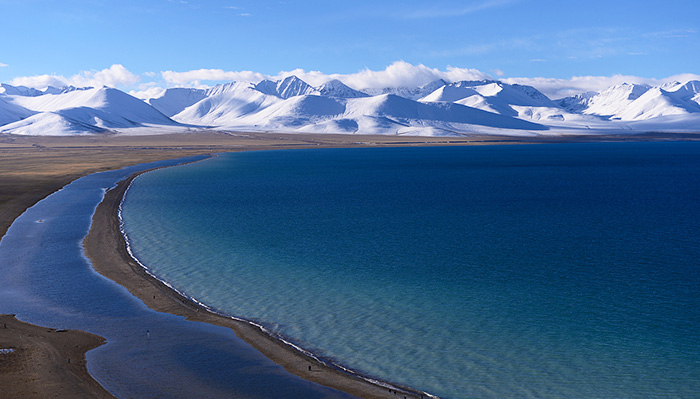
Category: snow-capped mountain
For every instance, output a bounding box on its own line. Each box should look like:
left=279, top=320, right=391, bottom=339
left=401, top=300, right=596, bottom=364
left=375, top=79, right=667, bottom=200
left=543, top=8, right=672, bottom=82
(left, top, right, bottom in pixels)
left=664, top=80, right=700, bottom=106
left=341, top=93, right=547, bottom=133
left=156, top=75, right=549, bottom=135
left=2, top=76, right=700, bottom=136
left=0, top=96, right=35, bottom=126
left=362, top=79, right=448, bottom=100
left=147, top=87, right=209, bottom=117
left=419, top=80, right=562, bottom=119
left=42, top=86, right=93, bottom=95
left=255, top=76, right=316, bottom=99
left=1, top=86, right=183, bottom=135
left=555, top=91, right=598, bottom=113
left=614, top=86, right=700, bottom=120
left=0, top=83, right=44, bottom=97
left=558, top=83, right=650, bottom=120
left=173, top=81, right=282, bottom=126
left=315, top=79, right=368, bottom=98
left=214, top=91, right=547, bottom=135
left=0, top=83, right=90, bottom=97
left=555, top=81, right=700, bottom=121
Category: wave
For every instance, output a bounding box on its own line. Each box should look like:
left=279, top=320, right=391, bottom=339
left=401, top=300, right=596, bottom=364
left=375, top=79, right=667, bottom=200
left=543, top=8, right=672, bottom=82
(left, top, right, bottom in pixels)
left=117, top=168, right=437, bottom=399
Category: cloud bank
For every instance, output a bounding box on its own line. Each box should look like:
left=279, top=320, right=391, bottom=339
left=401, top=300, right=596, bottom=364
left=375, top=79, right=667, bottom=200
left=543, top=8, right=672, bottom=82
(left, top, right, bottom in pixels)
left=504, top=73, right=700, bottom=99
left=162, top=61, right=491, bottom=90
left=5, top=62, right=700, bottom=101
left=9, top=64, right=139, bottom=90
left=161, top=68, right=266, bottom=88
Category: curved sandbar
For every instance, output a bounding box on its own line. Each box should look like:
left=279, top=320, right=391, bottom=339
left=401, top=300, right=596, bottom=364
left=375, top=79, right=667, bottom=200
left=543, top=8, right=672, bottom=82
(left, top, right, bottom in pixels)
left=84, top=164, right=430, bottom=399
left=1, top=132, right=480, bottom=399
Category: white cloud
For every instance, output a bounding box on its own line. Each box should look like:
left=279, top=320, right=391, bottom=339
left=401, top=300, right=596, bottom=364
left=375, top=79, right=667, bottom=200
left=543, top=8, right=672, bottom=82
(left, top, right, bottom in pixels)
left=129, top=86, right=167, bottom=100
left=75, top=64, right=140, bottom=87
left=161, top=68, right=266, bottom=87
left=9, top=64, right=140, bottom=89
left=0, top=63, right=8, bottom=68
left=502, top=73, right=700, bottom=99
left=337, top=62, right=491, bottom=89
left=10, top=74, right=70, bottom=89
left=162, top=61, right=492, bottom=90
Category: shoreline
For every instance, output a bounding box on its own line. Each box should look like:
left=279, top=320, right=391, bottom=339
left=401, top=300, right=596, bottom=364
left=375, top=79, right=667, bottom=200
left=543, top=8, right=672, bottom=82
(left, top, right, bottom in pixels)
left=0, top=314, right=112, bottom=398
left=4, top=132, right=700, bottom=398
left=1, top=131, right=535, bottom=398
left=84, top=155, right=432, bottom=399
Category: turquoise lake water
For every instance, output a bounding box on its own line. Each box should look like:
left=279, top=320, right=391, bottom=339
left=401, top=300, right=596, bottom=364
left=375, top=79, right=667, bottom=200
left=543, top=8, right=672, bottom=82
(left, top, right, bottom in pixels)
left=121, top=143, right=700, bottom=399
left=0, top=156, right=351, bottom=398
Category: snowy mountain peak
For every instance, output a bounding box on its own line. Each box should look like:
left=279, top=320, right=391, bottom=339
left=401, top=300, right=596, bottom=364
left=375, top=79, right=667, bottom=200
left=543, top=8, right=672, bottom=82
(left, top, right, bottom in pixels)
left=42, top=85, right=93, bottom=95
left=419, top=79, right=559, bottom=121
left=276, top=76, right=316, bottom=98
left=1, top=86, right=180, bottom=135
left=253, top=76, right=315, bottom=99
left=579, top=83, right=652, bottom=118
left=665, top=80, right=700, bottom=96
left=555, top=91, right=598, bottom=113
left=509, top=83, right=552, bottom=102
left=607, top=83, right=651, bottom=101
left=206, top=81, right=256, bottom=96
left=315, top=79, right=368, bottom=98
left=422, top=79, right=449, bottom=91
left=147, top=87, right=208, bottom=117
left=361, top=79, right=450, bottom=100
left=254, top=79, right=279, bottom=96
left=450, top=79, right=493, bottom=87
left=3, top=75, right=700, bottom=136
left=572, top=81, right=700, bottom=121
left=0, top=83, right=44, bottom=97
left=0, top=84, right=94, bottom=97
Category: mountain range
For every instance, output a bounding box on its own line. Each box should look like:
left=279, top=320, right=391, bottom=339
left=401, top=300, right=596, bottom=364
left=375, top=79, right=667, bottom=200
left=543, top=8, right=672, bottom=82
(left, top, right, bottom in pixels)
left=1, top=76, right=700, bottom=136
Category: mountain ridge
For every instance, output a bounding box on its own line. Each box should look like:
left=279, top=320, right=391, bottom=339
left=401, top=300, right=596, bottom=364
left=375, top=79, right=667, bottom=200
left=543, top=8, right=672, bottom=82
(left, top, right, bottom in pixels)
left=1, top=76, right=700, bottom=136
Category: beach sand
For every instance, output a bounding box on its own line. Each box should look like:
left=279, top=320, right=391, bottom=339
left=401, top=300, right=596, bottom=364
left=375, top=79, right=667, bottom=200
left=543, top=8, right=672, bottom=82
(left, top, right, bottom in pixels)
left=3, top=130, right=699, bottom=398
left=0, top=314, right=112, bottom=399
left=84, top=172, right=430, bottom=399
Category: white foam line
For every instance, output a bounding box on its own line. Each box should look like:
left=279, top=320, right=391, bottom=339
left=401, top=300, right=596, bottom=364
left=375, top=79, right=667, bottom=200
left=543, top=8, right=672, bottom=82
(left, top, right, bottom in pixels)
left=117, top=167, right=439, bottom=399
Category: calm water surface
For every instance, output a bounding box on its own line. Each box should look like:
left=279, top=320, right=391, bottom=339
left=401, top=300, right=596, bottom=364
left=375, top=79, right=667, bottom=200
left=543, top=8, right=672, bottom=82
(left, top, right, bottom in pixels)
left=122, top=143, right=700, bottom=399
left=0, top=156, right=355, bottom=399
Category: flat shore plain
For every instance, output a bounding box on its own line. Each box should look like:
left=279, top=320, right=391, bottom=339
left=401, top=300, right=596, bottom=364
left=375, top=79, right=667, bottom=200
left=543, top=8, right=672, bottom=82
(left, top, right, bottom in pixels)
left=1, top=130, right=698, bottom=398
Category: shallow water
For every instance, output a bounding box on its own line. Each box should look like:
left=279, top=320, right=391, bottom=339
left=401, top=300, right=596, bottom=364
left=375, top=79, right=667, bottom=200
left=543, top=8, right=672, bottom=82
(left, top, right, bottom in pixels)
left=122, top=143, right=700, bottom=399
left=0, top=156, right=355, bottom=399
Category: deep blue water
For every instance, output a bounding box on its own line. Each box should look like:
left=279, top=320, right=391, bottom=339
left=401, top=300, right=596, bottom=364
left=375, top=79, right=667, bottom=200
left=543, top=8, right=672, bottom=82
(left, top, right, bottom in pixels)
left=0, top=156, right=355, bottom=399
left=121, top=142, right=700, bottom=399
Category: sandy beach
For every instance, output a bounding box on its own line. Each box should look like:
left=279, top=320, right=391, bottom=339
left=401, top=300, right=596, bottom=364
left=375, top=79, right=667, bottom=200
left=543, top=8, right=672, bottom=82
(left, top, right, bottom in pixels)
left=2, top=130, right=699, bottom=398
left=84, top=171, right=428, bottom=399
left=0, top=314, right=112, bottom=399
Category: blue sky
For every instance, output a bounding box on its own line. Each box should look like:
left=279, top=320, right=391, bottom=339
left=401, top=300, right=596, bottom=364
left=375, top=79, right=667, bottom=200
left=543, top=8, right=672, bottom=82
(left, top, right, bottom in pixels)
left=1, top=0, right=699, bottom=97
